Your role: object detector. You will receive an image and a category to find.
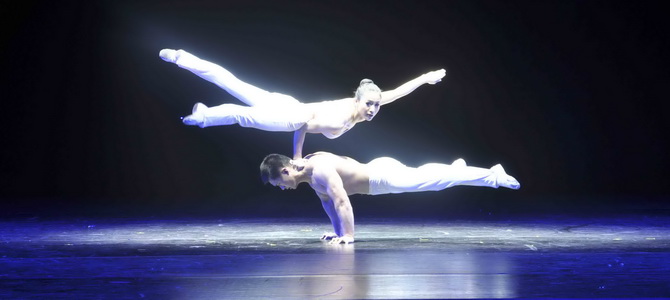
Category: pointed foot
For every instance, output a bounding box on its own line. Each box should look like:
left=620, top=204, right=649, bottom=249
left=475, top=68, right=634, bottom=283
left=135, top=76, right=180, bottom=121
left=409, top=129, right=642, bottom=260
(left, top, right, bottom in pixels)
left=159, top=49, right=178, bottom=63
left=182, top=102, right=207, bottom=128
left=491, top=164, right=520, bottom=190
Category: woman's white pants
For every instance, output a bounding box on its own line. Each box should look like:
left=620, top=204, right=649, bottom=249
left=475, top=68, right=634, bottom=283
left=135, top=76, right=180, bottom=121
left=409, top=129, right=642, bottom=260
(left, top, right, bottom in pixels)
left=170, top=49, right=311, bottom=131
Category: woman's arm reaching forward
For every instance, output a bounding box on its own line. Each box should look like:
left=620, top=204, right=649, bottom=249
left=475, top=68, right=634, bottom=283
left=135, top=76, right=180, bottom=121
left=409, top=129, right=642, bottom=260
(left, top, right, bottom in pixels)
left=380, top=69, right=446, bottom=105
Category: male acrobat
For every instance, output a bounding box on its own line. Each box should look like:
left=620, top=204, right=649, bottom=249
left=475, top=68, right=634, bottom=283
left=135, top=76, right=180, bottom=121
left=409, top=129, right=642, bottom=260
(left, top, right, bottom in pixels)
left=260, top=152, right=520, bottom=244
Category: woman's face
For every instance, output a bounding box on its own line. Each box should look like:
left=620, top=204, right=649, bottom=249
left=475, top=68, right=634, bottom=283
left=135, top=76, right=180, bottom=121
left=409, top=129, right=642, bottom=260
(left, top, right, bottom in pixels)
left=356, top=92, right=382, bottom=121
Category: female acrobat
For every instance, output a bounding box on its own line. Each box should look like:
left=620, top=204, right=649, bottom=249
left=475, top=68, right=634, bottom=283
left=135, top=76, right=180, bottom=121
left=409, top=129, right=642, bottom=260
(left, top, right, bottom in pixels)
left=159, top=49, right=446, bottom=159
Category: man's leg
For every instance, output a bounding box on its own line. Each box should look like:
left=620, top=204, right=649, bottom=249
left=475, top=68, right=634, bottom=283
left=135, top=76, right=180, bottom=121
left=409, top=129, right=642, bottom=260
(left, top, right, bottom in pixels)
left=160, top=49, right=299, bottom=107
left=413, top=162, right=519, bottom=190
left=368, top=157, right=519, bottom=195
left=182, top=102, right=310, bottom=132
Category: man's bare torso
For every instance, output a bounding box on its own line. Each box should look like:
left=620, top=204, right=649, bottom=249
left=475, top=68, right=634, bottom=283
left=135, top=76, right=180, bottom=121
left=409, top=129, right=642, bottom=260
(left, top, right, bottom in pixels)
left=302, top=152, right=370, bottom=195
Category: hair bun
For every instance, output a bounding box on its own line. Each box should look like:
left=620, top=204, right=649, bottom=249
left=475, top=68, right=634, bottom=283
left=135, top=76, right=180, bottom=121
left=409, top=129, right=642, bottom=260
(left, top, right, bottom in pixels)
left=360, top=78, right=374, bottom=86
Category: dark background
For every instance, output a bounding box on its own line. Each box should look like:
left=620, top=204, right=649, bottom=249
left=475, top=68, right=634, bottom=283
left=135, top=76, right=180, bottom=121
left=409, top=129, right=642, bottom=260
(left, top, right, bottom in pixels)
left=1, top=0, right=668, bottom=219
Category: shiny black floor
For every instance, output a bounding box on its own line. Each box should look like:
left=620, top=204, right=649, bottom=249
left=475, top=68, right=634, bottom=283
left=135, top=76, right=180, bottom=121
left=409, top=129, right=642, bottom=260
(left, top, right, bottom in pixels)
left=1, top=214, right=669, bottom=299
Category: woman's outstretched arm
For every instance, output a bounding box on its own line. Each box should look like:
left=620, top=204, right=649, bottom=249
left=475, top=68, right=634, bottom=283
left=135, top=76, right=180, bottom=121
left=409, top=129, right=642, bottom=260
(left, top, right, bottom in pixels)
left=380, top=69, right=446, bottom=105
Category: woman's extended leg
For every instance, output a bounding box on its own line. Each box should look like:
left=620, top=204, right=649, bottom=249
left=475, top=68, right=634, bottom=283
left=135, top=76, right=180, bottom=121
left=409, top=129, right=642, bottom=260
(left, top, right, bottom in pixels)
left=183, top=102, right=311, bottom=132
left=159, top=49, right=299, bottom=107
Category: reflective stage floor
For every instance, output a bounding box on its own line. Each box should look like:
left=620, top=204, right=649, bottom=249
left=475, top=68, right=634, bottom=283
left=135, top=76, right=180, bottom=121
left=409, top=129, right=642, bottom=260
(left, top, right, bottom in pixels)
left=1, top=214, right=669, bottom=299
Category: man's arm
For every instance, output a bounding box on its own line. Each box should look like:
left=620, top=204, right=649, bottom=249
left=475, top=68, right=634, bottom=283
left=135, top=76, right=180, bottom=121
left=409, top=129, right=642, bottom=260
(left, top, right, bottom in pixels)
left=312, top=165, right=355, bottom=244
left=380, top=69, right=446, bottom=105
left=316, top=192, right=341, bottom=240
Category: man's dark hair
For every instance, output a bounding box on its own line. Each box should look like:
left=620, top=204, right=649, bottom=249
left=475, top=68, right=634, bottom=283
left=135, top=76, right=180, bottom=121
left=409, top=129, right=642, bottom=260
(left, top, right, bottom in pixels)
left=260, top=154, right=291, bottom=184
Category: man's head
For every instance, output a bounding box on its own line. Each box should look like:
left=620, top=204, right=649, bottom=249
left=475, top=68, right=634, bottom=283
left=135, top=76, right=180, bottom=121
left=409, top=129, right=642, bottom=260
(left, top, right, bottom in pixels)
left=260, top=154, right=298, bottom=190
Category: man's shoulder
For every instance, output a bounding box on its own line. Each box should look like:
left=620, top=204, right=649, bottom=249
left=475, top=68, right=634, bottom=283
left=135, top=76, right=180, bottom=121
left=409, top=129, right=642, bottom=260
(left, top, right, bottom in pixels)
left=309, top=156, right=340, bottom=178
left=306, top=152, right=337, bottom=163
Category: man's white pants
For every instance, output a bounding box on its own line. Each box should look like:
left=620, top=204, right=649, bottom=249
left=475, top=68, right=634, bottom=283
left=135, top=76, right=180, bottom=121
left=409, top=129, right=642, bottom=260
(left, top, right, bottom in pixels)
left=366, top=157, right=511, bottom=195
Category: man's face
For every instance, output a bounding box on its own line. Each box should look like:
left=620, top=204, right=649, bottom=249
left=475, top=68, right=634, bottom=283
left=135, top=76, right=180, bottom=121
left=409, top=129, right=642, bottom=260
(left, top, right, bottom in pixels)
left=269, top=168, right=297, bottom=190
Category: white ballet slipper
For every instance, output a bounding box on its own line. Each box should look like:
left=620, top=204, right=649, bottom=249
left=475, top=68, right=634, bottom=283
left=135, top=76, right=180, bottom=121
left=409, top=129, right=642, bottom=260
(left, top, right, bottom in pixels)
left=491, top=164, right=520, bottom=190
left=159, top=49, right=178, bottom=63
left=182, top=102, right=207, bottom=128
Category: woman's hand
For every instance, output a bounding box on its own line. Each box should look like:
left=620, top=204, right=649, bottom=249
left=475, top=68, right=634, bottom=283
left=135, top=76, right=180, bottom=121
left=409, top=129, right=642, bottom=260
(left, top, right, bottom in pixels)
left=424, top=69, right=446, bottom=84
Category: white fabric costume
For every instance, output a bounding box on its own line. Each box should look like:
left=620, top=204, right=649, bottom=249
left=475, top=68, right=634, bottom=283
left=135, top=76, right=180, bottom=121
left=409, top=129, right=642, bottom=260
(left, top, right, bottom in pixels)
left=366, top=157, right=519, bottom=195
left=160, top=49, right=312, bottom=131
